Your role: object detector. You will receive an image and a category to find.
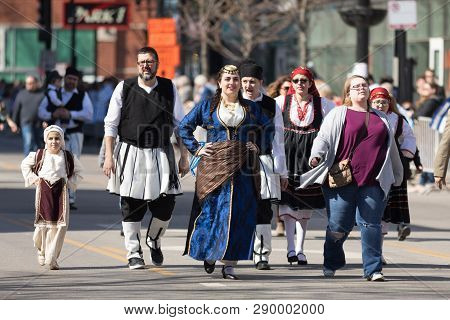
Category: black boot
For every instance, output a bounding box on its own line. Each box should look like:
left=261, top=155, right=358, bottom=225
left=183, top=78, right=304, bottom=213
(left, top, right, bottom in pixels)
left=150, top=247, right=163, bottom=266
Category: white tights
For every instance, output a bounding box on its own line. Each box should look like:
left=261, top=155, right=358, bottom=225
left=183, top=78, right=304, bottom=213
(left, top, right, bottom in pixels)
left=284, top=216, right=309, bottom=255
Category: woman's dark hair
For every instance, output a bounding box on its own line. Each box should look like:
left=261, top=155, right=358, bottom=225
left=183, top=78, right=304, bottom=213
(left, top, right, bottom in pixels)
left=266, top=75, right=290, bottom=98
left=209, top=67, right=250, bottom=119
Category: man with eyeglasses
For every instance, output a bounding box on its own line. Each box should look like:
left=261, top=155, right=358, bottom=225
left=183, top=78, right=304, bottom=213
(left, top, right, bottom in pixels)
left=239, top=61, right=288, bottom=270
left=103, top=46, right=189, bottom=270
left=38, top=67, right=93, bottom=210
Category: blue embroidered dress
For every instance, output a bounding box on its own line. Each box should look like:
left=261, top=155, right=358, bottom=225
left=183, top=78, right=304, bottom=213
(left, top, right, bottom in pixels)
left=179, top=99, right=273, bottom=261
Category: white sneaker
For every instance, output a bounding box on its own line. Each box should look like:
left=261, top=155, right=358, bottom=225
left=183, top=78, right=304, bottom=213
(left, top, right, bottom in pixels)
left=368, top=272, right=384, bottom=281
left=128, top=257, right=145, bottom=270
left=323, top=267, right=335, bottom=278
left=37, top=254, right=45, bottom=266
left=49, top=261, right=59, bottom=270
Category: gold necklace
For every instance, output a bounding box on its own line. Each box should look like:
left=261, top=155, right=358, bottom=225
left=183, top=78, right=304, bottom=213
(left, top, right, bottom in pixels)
left=224, top=102, right=237, bottom=112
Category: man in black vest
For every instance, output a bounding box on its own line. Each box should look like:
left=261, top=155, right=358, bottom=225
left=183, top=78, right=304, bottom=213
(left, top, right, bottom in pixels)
left=38, top=66, right=93, bottom=210
left=239, top=61, right=288, bottom=270
left=103, top=47, right=189, bottom=270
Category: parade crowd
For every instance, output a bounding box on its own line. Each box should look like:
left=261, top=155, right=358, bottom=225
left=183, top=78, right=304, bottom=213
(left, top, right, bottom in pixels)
left=0, top=46, right=449, bottom=281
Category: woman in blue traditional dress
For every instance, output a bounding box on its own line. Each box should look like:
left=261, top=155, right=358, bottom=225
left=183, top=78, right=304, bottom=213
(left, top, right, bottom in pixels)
left=179, top=65, right=273, bottom=280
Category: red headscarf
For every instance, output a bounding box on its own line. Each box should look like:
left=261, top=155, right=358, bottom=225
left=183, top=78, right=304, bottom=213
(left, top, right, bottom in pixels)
left=369, top=87, right=391, bottom=102
left=287, top=66, right=320, bottom=97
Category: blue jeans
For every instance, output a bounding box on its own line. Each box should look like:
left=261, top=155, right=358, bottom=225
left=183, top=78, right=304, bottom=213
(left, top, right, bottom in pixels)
left=419, top=172, right=434, bottom=186
left=21, top=123, right=41, bottom=156
left=322, top=183, right=387, bottom=278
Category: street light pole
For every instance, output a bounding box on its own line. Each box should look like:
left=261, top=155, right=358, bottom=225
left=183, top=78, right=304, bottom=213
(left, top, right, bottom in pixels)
left=395, top=29, right=408, bottom=103
left=69, top=0, right=77, bottom=67
left=339, top=0, right=386, bottom=74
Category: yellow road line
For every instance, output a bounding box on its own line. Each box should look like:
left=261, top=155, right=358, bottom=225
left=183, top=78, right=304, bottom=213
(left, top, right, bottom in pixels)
left=65, top=238, right=128, bottom=262
left=0, top=214, right=175, bottom=275
left=385, top=241, right=450, bottom=261
left=101, top=246, right=127, bottom=255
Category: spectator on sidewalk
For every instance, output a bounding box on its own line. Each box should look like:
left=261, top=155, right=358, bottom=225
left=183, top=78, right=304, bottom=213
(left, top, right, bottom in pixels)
left=38, top=66, right=94, bottom=210
left=434, top=109, right=450, bottom=190
left=11, top=75, right=44, bottom=155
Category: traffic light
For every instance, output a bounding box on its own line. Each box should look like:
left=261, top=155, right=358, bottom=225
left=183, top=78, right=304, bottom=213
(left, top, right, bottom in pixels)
left=37, top=0, right=52, bottom=49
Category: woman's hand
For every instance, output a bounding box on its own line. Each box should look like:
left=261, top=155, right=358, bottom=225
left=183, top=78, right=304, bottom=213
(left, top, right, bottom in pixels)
left=310, top=157, right=320, bottom=168
left=178, top=156, right=189, bottom=177
left=435, top=176, right=446, bottom=190
left=415, top=164, right=423, bottom=174
left=197, top=143, right=213, bottom=157
left=246, top=142, right=259, bottom=154
left=280, top=177, right=289, bottom=191
left=401, top=150, right=414, bottom=159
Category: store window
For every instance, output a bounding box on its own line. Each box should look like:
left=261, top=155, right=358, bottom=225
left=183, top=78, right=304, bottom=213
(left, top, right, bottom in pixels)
left=0, top=28, right=95, bottom=81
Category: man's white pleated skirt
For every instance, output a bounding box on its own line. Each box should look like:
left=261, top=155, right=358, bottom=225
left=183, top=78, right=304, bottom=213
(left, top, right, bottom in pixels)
left=107, top=141, right=182, bottom=201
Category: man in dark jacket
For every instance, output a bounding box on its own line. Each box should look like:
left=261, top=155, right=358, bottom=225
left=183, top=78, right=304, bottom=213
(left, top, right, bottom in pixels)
left=11, top=76, right=44, bottom=155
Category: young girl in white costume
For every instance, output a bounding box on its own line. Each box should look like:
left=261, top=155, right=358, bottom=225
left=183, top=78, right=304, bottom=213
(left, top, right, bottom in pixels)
left=21, top=125, right=83, bottom=270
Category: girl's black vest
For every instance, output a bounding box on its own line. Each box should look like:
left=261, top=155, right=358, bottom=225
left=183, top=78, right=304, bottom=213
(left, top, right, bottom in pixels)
left=118, top=76, right=174, bottom=148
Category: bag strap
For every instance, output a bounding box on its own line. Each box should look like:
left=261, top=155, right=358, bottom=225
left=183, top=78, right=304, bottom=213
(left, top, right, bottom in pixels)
left=348, top=110, right=370, bottom=161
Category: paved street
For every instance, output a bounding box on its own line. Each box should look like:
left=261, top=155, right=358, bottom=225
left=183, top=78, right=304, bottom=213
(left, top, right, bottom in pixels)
left=0, top=132, right=449, bottom=300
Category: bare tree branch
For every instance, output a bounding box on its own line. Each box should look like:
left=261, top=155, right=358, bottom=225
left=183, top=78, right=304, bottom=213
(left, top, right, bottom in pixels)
left=179, top=0, right=296, bottom=65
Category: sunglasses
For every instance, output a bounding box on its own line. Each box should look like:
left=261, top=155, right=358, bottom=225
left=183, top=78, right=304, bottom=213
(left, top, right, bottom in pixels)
left=281, top=86, right=290, bottom=90
left=371, top=99, right=389, bottom=105
left=292, top=78, right=309, bottom=84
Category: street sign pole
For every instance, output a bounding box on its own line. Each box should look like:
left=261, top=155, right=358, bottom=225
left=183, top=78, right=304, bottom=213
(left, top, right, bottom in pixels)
left=389, top=1, right=417, bottom=103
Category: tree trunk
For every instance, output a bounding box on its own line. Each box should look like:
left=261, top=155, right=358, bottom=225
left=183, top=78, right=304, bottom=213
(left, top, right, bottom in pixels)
left=199, top=0, right=209, bottom=76
left=298, top=0, right=309, bottom=66
left=200, top=32, right=209, bottom=76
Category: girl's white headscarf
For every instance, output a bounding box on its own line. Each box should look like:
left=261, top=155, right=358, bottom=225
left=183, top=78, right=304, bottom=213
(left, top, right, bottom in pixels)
left=44, top=125, right=65, bottom=149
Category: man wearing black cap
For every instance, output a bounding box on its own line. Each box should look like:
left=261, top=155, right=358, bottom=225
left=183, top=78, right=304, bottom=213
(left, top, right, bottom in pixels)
left=38, top=66, right=93, bottom=210
left=239, top=61, right=288, bottom=270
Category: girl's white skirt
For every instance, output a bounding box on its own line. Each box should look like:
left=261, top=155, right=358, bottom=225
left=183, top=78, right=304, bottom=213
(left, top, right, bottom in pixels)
left=107, top=141, right=182, bottom=201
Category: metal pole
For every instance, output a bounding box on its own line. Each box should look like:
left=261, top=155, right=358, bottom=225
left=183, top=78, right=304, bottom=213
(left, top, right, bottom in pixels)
left=356, top=0, right=370, bottom=64
left=70, top=0, right=77, bottom=67
left=157, top=0, right=164, bottom=17
left=395, top=29, right=407, bottom=103
left=356, top=26, right=369, bottom=63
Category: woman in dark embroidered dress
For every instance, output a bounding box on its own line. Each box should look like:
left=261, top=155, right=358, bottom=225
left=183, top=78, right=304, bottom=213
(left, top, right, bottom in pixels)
left=179, top=65, right=272, bottom=280
left=275, top=66, right=334, bottom=265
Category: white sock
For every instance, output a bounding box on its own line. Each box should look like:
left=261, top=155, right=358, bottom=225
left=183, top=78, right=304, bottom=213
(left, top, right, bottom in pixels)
left=222, top=260, right=237, bottom=275
left=295, top=219, right=308, bottom=254
left=284, top=215, right=296, bottom=255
